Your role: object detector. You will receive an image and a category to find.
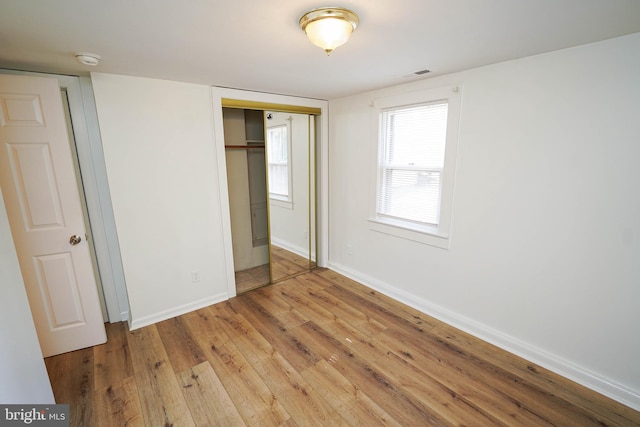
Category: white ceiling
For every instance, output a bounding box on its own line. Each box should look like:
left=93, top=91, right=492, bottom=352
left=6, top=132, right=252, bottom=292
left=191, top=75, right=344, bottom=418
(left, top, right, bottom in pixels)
left=1, top=1, right=639, bottom=100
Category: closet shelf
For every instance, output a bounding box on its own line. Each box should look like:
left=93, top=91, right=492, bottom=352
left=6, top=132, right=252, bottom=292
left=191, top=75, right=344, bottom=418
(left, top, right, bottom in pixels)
left=225, top=144, right=265, bottom=149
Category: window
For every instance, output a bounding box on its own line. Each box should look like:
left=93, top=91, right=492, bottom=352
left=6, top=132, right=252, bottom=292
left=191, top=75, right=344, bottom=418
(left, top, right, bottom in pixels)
left=267, top=123, right=291, bottom=202
left=370, top=85, right=461, bottom=248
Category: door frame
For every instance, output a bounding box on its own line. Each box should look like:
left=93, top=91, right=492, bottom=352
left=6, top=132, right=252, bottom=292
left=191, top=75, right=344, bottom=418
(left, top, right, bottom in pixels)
left=0, top=69, right=130, bottom=323
left=211, top=87, right=329, bottom=299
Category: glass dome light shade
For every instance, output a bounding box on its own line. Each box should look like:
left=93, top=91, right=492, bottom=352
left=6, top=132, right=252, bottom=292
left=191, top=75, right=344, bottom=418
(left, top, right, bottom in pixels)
left=299, top=8, right=359, bottom=55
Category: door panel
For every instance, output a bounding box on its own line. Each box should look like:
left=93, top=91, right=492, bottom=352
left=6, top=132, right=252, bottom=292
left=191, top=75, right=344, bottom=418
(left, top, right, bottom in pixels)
left=7, top=143, right=65, bottom=228
left=0, top=74, right=106, bottom=357
left=0, top=93, right=45, bottom=126
left=35, top=253, right=85, bottom=328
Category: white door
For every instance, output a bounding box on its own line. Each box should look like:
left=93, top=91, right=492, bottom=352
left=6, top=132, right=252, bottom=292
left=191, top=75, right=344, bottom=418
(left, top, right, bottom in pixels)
left=0, top=74, right=106, bottom=357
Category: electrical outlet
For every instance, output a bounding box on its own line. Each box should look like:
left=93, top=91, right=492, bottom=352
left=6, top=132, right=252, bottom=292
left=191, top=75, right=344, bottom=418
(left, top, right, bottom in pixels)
left=303, top=230, right=308, bottom=240
left=191, top=270, right=201, bottom=283
left=346, top=244, right=353, bottom=256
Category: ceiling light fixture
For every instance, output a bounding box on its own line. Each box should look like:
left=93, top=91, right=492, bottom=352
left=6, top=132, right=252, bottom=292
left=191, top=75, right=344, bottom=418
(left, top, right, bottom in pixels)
left=299, top=7, right=359, bottom=55
left=74, top=52, right=101, bottom=66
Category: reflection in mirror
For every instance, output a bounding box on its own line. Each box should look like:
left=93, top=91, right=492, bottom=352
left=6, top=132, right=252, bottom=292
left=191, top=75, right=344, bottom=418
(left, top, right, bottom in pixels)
left=224, top=106, right=317, bottom=294
left=266, top=111, right=316, bottom=282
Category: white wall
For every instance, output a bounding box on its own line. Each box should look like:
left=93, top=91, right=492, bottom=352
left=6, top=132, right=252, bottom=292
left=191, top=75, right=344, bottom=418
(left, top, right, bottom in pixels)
left=91, top=73, right=230, bottom=328
left=328, top=33, right=640, bottom=409
left=0, top=188, right=54, bottom=404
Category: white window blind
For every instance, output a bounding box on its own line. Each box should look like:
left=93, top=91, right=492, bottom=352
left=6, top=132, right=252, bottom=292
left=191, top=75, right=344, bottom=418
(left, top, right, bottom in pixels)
left=377, top=100, right=448, bottom=226
left=267, top=124, right=289, bottom=199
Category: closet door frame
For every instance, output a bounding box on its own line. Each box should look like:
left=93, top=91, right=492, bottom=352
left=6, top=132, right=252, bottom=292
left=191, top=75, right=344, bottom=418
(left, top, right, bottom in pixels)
left=211, top=87, right=329, bottom=298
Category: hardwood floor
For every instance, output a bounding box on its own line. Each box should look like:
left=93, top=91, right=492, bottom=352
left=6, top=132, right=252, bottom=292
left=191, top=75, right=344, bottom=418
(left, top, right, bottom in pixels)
left=235, top=246, right=314, bottom=294
left=45, top=269, right=640, bottom=426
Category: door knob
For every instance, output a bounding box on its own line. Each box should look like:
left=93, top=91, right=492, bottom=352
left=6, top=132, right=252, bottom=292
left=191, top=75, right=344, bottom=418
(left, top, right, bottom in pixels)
left=69, top=235, right=82, bottom=245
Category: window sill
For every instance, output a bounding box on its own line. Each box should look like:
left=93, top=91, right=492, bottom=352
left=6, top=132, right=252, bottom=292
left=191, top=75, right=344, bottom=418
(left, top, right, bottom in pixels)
left=270, top=198, right=293, bottom=210
left=368, top=217, right=450, bottom=249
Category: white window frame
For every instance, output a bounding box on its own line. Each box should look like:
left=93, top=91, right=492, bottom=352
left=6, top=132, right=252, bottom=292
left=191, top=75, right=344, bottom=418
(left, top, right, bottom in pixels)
left=267, top=121, right=293, bottom=209
left=369, top=84, right=462, bottom=249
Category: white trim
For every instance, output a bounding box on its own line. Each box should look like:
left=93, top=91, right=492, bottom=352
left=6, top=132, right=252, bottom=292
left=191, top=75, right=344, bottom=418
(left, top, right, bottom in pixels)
left=129, top=292, right=228, bottom=330
left=270, top=198, right=294, bottom=210
left=368, top=218, right=450, bottom=249
left=210, top=89, right=239, bottom=299
left=270, top=237, right=308, bottom=259
left=78, top=76, right=130, bottom=322
left=327, top=261, right=640, bottom=411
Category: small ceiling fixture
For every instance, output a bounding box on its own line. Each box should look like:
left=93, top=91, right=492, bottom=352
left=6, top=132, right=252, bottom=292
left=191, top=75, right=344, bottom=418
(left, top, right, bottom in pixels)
left=299, top=7, right=359, bottom=55
left=74, top=52, right=101, bottom=66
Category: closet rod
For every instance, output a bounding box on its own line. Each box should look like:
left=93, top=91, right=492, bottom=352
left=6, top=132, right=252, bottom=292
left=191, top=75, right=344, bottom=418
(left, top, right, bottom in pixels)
left=224, top=145, right=265, bottom=150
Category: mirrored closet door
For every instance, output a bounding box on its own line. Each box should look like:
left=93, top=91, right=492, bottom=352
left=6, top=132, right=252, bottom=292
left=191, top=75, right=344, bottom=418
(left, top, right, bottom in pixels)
left=266, top=111, right=316, bottom=283
left=223, top=102, right=318, bottom=293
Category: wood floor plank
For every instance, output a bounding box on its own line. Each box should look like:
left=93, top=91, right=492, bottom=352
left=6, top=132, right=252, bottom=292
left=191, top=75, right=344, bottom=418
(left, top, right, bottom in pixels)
left=251, top=284, right=310, bottom=327
left=277, top=284, right=344, bottom=326
left=380, top=328, right=553, bottom=425
left=293, top=274, right=388, bottom=337
left=274, top=280, right=390, bottom=364
left=231, top=292, right=320, bottom=372
left=292, top=320, right=448, bottom=426
left=211, top=302, right=350, bottom=426
left=316, top=268, right=441, bottom=328
left=177, top=361, right=246, bottom=426
left=126, top=325, right=195, bottom=426
left=180, top=308, right=292, bottom=426
left=252, top=281, right=389, bottom=365
left=301, top=359, right=402, bottom=427
left=370, top=347, right=507, bottom=426
left=156, top=316, right=207, bottom=373
left=94, top=376, right=144, bottom=427
left=323, top=281, right=440, bottom=338
left=262, top=279, right=383, bottom=366
left=378, top=325, right=596, bottom=426
left=94, top=321, right=133, bottom=391
left=46, top=347, right=94, bottom=425
left=432, top=322, right=640, bottom=426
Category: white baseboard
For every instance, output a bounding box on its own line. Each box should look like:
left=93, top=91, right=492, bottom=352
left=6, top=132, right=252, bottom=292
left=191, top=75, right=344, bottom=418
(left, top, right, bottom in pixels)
left=328, top=261, right=640, bottom=411
left=271, top=237, right=308, bottom=258
left=129, top=292, right=228, bottom=330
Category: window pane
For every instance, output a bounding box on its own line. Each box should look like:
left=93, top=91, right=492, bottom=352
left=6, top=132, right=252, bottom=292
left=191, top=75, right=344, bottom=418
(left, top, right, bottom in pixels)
left=269, top=164, right=288, bottom=197
left=378, top=169, right=441, bottom=225
left=382, top=101, right=447, bottom=169
left=268, top=126, right=288, bottom=163
left=378, top=101, right=448, bottom=226
left=267, top=125, right=289, bottom=198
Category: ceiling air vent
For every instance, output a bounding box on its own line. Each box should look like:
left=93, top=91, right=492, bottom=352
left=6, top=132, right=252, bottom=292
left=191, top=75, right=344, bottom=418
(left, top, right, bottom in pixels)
left=400, top=69, right=431, bottom=79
